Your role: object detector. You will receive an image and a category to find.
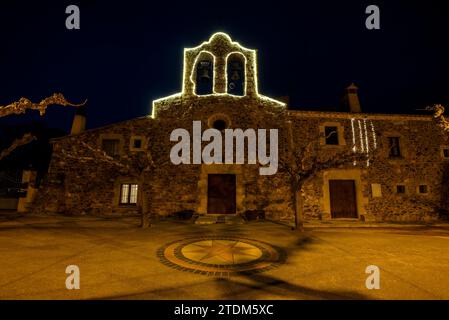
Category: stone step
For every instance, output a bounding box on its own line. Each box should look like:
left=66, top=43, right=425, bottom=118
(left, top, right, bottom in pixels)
left=194, top=215, right=246, bottom=225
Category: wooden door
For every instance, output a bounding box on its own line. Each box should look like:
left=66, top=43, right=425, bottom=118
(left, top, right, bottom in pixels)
left=207, top=174, right=236, bottom=214
left=329, top=180, right=358, bottom=218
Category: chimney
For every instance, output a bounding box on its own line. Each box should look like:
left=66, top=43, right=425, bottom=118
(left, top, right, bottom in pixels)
left=341, top=83, right=361, bottom=113
left=70, top=105, right=87, bottom=134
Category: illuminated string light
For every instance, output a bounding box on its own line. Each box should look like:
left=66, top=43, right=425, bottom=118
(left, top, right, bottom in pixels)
left=349, top=118, right=378, bottom=168
left=351, top=118, right=357, bottom=152
left=370, top=120, right=377, bottom=149
left=358, top=120, right=364, bottom=153
left=363, top=119, right=369, bottom=154
left=251, top=52, right=286, bottom=105
left=351, top=118, right=357, bottom=165
left=190, top=51, right=217, bottom=95
left=151, top=32, right=286, bottom=119
left=364, top=119, right=370, bottom=166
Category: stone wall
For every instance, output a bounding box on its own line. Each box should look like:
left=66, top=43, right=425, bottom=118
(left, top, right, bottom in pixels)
left=30, top=32, right=449, bottom=222
left=289, top=111, right=449, bottom=222
left=31, top=105, right=449, bottom=222
left=31, top=95, right=295, bottom=220
left=32, top=32, right=296, bottom=220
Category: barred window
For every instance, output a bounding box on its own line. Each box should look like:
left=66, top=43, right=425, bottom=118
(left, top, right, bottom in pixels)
left=396, top=185, right=406, bottom=194
left=102, top=139, right=120, bottom=157
left=418, top=185, right=428, bottom=194
left=133, top=139, right=142, bottom=149
left=120, top=184, right=138, bottom=205
left=443, top=148, right=449, bottom=159
left=388, top=137, right=401, bottom=157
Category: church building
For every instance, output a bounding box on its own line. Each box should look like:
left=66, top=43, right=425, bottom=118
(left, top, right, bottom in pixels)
left=31, top=33, right=449, bottom=223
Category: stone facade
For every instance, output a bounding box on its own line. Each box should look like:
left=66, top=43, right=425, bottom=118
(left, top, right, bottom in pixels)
left=290, top=111, right=449, bottom=222
left=31, top=33, right=449, bottom=222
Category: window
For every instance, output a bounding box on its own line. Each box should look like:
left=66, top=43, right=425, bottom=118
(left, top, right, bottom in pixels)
left=56, top=173, right=65, bottom=185
left=371, top=184, right=382, bottom=197
left=320, top=123, right=345, bottom=146
left=388, top=137, right=401, bottom=157
left=130, top=136, right=146, bottom=151
left=396, top=185, right=406, bottom=194
left=133, top=138, right=142, bottom=149
left=213, top=119, right=227, bottom=131
left=442, top=147, right=449, bottom=159
left=102, top=139, right=120, bottom=157
left=325, top=126, right=339, bottom=145
left=418, top=185, right=428, bottom=194
left=208, top=113, right=231, bottom=131
left=120, top=184, right=138, bottom=205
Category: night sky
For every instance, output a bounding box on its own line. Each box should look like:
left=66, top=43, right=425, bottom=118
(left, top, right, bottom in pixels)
left=0, top=0, right=448, bottom=133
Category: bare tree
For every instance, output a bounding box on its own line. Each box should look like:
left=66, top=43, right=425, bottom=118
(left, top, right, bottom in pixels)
left=426, top=104, right=449, bottom=133
left=0, top=94, right=157, bottom=227
left=0, top=93, right=86, bottom=118
left=0, top=93, right=86, bottom=161
left=0, top=133, right=37, bottom=161
left=279, top=134, right=375, bottom=231
left=426, top=104, right=449, bottom=219
left=57, top=140, right=155, bottom=227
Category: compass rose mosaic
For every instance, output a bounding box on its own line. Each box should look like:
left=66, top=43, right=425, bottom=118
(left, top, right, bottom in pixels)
left=157, top=236, right=286, bottom=276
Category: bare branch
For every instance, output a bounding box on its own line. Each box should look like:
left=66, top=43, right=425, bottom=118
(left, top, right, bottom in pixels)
left=0, top=93, right=87, bottom=118
left=0, top=133, right=37, bottom=161
left=280, top=137, right=375, bottom=193
left=426, top=104, right=449, bottom=133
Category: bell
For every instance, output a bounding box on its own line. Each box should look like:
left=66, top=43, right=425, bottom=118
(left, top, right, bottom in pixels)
left=230, top=61, right=242, bottom=81
left=199, top=66, right=211, bottom=82
left=231, top=70, right=240, bottom=81
left=198, top=60, right=211, bottom=82
left=200, top=68, right=210, bottom=81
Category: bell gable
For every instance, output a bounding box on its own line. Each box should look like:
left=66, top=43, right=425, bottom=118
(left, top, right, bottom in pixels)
left=152, top=32, right=286, bottom=118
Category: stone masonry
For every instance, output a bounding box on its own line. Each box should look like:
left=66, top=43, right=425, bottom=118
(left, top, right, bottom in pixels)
left=31, top=33, right=449, bottom=222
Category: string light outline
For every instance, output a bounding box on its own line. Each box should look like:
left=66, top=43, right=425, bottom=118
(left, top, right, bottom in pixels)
left=351, top=118, right=357, bottom=152
left=351, top=118, right=357, bottom=165
left=151, top=32, right=286, bottom=118
left=358, top=120, right=365, bottom=153
left=370, top=120, right=378, bottom=149
left=189, top=50, right=217, bottom=95
left=364, top=119, right=370, bottom=166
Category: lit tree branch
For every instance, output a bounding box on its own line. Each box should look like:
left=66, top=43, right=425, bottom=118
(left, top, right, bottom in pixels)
left=55, top=139, right=155, bottom=228
left=426, top=104, right=449, bottom=133
left=279, top=144, right=374, bottom=191
left=0, top=133, right=37, bottom=161
left=0, top=93, right=87, bottom=118
left=0, top=93, right=87, bottom=163
left=278, top=138, right=376, bottom=231
left=56, top=139, right=156, bottom=174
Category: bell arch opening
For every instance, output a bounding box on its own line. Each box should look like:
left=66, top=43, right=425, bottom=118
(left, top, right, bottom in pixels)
left=226, top=52, right=245, bottom=96
left=193, top=52, right=214, bottom=95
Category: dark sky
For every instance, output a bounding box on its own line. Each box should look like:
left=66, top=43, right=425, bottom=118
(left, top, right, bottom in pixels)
left=0, top=0, right=448, bottom=133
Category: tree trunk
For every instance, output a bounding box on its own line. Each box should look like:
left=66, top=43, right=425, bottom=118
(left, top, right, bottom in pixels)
left=294, top=190, right=305, bottom=232
left=139, top=174, right=150, bottom=229
left=291, top=180, right=304, bottom=232
left=141, top=192, right=150, bottom=228
left=141, top=210, right=150, bottom=228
